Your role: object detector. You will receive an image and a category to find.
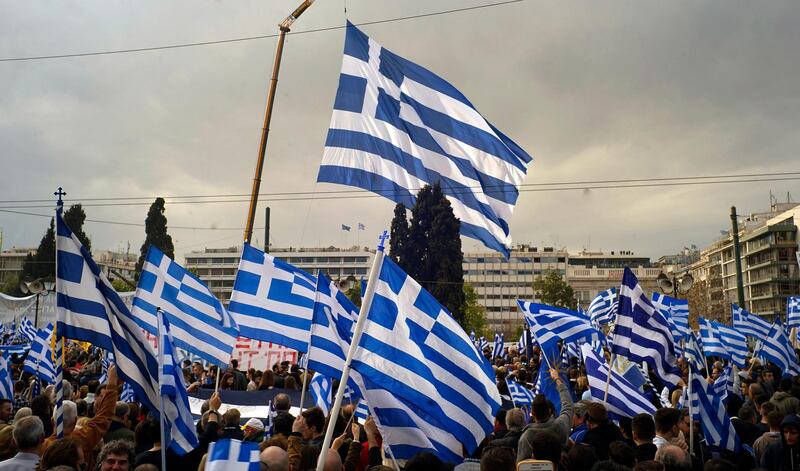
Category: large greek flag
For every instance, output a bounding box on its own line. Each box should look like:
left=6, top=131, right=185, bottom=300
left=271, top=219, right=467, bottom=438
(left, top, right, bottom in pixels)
left=732, top=304, right=771, bottom=340
left=132, top=246, right=238, bottom=367
left=755, top=319, right=800, bottom=375
left=158, top=315, right=199, bottom=455
left=611, top=268, right=682, bottom=389
left=22, top=323, right=57, bottom=384
left=506, top=378, right=535, bottom=407
left=55, top=210, right=160, bottom=413
left=318, top=23, right=533, bottom=256
left=228, top=244, right=316, bottom=352
left=651, top=293, right=690, bottom=341
left=206, top=439, right=260, bottom=471
left=588, top=288, right=618, bottom=325
left=518, top=301, right=603, bottom=355
left=17, top=317, right=37, bottom=343
left=699, top=318, right=729, bottom=359
left=711, top=321, right=748, bottom=369
left=581, top=344, right=656, bottom=419
left=352, top=256, right=500, bottom=460
left=690, top=374, right=740, bottom=452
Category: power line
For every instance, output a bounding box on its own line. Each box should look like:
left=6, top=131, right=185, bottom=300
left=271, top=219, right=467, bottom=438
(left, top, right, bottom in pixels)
left=0, top=0, right=525, bottom=63
left=1, top=171, right=798, bottom=205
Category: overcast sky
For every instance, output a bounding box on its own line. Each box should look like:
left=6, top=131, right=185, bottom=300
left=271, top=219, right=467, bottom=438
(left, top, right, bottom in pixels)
left=2, top=0, right=799, bottom=261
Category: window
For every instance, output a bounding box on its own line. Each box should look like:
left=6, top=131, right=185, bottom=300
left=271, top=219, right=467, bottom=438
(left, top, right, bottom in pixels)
left=355, top=268, right=367, bottom=275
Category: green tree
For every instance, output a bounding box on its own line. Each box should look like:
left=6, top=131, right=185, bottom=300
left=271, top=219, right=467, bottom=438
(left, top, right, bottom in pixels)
left=389, top=203, right=410, bottom=271
left=22, top=218, right=55, bottom=281
left=462, top=283, right=487, bottom=337
left=405, top=183, right=466, bottom=325
left=0, top=274, right=22, bottom=296
left=110, top=278, right=134, bottom=292
left=136, top=198, right=175, bottom=279
left=345, top=286, right=362, bottom=308
left=63, top=204, right=92, bottom=254
left=533, top=270, right=577, bottom=310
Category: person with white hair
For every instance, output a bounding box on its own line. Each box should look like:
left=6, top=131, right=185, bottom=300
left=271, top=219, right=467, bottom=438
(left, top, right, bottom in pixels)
left=0, top=416, right=45, bottom=470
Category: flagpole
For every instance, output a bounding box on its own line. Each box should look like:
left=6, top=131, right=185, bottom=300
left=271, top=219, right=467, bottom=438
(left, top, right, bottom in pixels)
left=53, top=188, right=65, bottom=439
left=603, top=354, right=616, bottom=403
left=299, top=284, right=321, bottom=413
left=156, top=307, right=168, bottom=471
left=688, top=365, right=694, bottom=457
left=316, top=231, right=388, bottom=471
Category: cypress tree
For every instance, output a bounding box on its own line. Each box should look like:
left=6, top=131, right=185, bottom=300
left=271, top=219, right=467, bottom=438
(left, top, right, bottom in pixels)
left=389, top=203, right=411, bottom=272
left=22, top=218, right=55, bottom=281
left=63, top=204, right=92, bottom=254
left=136, top=198, right=175, bottom=279
left=408, top=185, right=436, bottom=283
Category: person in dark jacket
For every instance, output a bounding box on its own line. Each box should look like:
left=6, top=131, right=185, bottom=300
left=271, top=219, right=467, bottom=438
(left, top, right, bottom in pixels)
left=488, top=408, right=525, bottom=452
left=632, top=413, right=658, bottom=463
left=761, top=414, right=800, bottom=471
left=582, top=402, right=625, bottom=461
left=219, top=409, right=244, bottom=441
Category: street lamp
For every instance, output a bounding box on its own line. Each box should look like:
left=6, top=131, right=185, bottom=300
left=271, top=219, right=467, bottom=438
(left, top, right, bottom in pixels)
left=656, top=272, right=694, bottom=297
left=19, top=277, right=55, bottom=328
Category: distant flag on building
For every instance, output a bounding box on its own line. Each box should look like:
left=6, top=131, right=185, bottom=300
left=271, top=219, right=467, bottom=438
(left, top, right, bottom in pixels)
left=205, top=439, right=260, bottom=471
left=787, top=297, right=800, bottom=328
left=341, top=224, right=351, bottom=232
left=317, top=22, right=533, bottom=256
left=358, top=223, right=366, bottom=231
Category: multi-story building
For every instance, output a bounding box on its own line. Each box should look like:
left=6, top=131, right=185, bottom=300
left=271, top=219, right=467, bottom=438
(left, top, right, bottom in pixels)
left=691, top=202, right=800, bottom=321
left=0, top=248, right=36, bottom=286
left=463, top=245, right=568, bottom=337
left=184, top=246, right=374, bottom=304
left=567, top=251, right=660, bottom=311
left=94, top=250, right=138, bottom=288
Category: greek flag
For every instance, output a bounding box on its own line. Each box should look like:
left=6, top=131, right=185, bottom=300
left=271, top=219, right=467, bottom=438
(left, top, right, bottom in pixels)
left=651, top=293, right=690, bottom=342
left=206, top=439, right=260, bottom=471
left=492, top=332, right=504, bottom=360
left=229, top=243, right=317, bottom=352
left=341, top=224, right=351, bottom=232
left=351, top=256, right=501, bottom=459
left=264, top=401, right=277, bottom=438
left=17, top=317, right=36, bottom=343
left=132, top=246, right=238, bottom=367
left=787, top=296, right=800, bottom=328
left=712, top=321, right=748, bottom=369
left=588, top=288, right=618, bottom=325
left=683, top=332, right=705, bottom=373
left=732, top=304, right=771, bottom=340
left=0, top=344, right=31, bottom=357
left=611, top=268, right=682, bottom=389
left=699, top=318, right=729, bottom=359
left=581, top=344, right=656, bottom=419
left=120, top=383, right=136, bottom=403
left=691, top=374, right=740, bottom=452
left=22, top=323, right=57, bottom=384
left=353, top=399, right=370, bottom=421
left=477, top=336, right=490, bottom=353
left=98, top=351, right=112, bottom=384
left=711, top=365, right=734, bottom=403
left=158, top=315, right=199, bottom=455
left=755, top=319, right=800, bottom=375
left=506, top=378, right=535, bottom=407
left=0, top=352, right=12, bottom=399
left=55, top=209, right=160, bottom=415
left=518, top=301, right=604, bottom=356
left=318, top=23, right=533, bottom=256
left=309, top=372, right=332, bottom=415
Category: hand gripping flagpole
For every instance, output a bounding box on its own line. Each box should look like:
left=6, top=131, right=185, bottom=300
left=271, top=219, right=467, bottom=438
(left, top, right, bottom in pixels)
left=156, top=307, right=168, bottom=471
left=316, top=231, right=388, bottom=471
left=53, top=187, right=66, bottom=438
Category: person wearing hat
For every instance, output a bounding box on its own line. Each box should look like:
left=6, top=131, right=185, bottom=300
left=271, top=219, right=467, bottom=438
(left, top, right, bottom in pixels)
left=243, top=418, right=265, bottom=443
left=582, top=402, right=625, bottom=461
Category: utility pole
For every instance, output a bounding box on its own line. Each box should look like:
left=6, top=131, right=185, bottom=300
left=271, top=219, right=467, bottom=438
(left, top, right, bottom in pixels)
left=730, top=206, right=746, bottom=309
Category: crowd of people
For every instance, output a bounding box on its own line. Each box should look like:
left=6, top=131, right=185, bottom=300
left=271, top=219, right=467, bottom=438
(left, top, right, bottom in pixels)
left=0, top=341, right=799, bottom=471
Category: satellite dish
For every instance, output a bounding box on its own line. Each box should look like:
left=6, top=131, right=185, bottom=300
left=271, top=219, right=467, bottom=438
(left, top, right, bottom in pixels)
left=29, top=279, right=44, bottom=294
left=19, top=281, right=29, bottom=294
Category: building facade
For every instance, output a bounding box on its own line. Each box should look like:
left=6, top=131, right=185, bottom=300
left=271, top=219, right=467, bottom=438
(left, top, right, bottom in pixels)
left=0, top=248, right=36, bottom=286
left=184, top=246, right=374, bottom=304
left=567, top=250, right=660, bottom=312
left=94, top=250, right=138, bottom=289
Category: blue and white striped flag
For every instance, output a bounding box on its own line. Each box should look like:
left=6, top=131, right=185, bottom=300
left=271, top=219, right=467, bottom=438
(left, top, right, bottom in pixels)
left=98, top=351, right=114, bottom=384
left=787, top=297, right=800, bottom=329
left=711, top=365, right=734, bottom=404
left=518, top=301, right=604, bottom=357
left=317, top=23, right=533, bottom=256
left=16, top=317, right=36, bottom=343
left=699, top=318, right=729, bottom=359
left=732, top=304, right=771, bottom=340
left=611, top=268, right=682, bottom=389
left=506, top=378, right=535, bottom=407
left=22, top=323, right=57, bottom=384
left=158, top=314, right=199, bottom=455
left=120, top=383, right=136, bottom=403
left=691, top=374, right=740, bottom=452
left=755, top=319, right=800, bottom=375
left=228, top=244, right=317, bottom=352
left=132, top=246, right=238, bottom=367
left=206, top=439, right=260, bottom=471
left=683, top=332, right=705, bottom=373
left=712, top=321, right=748, bottom=369
left=478, top=336, right=490, bottom=353
left=588, top=288, right=618, bottom=325
left=492, top=332, right=504, bottom=360
left=353, top=399, right=370, bottom=421
left=309, top=372, right=332, bottom=416
left=56, top=209, right=160, bottom=417
left=351, top=256, right=501, bottom=461
left=651, top=293, right=690, bottom=342
left=0, top=352, right=12, bottom=400
left=581, top=344, right=656, bottom=419
left=264, top=401, right=277, bottom=438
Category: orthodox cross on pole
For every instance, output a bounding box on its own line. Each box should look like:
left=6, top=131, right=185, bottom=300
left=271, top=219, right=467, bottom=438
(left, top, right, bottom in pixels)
left=54, top=187, right=66, bottom=208
left=377, top=230, right=389, bottom=252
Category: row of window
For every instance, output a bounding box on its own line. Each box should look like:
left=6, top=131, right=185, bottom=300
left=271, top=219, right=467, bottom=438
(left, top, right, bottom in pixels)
left=187, top=257, right=240, bottom=265
left=463, top=256, right=566, bottom=264
left=286, top=256, right=369, bottom=264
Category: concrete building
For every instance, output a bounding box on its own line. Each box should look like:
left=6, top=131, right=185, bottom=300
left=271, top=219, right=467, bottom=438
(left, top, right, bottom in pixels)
left=184, top=246, right=374, bottom=304
left=463, top=245, right=568, bottom=337
left=690, top=202, right=800, bottom=322
left=567, top=250, right=661, bottom=312
left=94, top=250, right=138, bottom=288
left=0, top=247, right=35, bottom=286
